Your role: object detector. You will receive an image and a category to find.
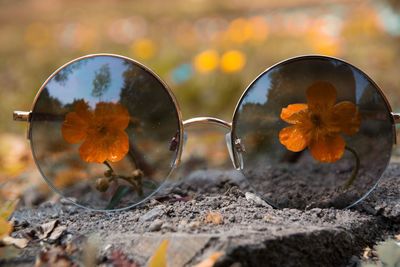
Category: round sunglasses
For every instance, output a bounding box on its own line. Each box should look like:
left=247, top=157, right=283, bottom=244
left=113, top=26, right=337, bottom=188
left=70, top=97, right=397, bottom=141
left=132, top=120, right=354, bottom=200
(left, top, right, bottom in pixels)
left=13, top=54, right=398, bottom=211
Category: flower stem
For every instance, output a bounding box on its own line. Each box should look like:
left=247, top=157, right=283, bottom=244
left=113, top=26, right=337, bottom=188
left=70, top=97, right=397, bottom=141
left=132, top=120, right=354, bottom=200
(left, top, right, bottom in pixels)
left=343, top=146, right=360, bottom=189
left=103, top=161, right=114, bottom=173
left=116, top=175, right=143, bottom=196
left=102, top=161, right=143, bottom=196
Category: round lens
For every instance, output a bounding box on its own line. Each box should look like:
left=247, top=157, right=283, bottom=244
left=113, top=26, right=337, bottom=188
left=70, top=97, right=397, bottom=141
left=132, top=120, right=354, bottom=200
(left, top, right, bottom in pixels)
left=29, top=55, right=182, bottom=210
left=232, top=56, right=394, bottom=209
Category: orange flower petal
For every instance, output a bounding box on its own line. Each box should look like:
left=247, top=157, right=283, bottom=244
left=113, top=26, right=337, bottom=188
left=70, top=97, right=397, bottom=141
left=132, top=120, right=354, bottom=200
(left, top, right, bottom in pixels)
left=309, top=134, right=345, bottom=163
left=61, top=112, right=88, bottom=144
left=94, top=102, right=130, bottom=130
left=331, top=101, right=361, bottom=136
left=280, top=104, right=309, bottom=124
left=279, top=125, right=311, bottom=152
left=79, top=135, right=108, bottom=163
left=79, top=129, right=129, bottom=163
left=109, top=104, right=130, bottom=130
left=306, top=81, right=337, bottom=112
left=105, top=130, right=129, bottom=162
left=74, top=100, right=92, bottom=123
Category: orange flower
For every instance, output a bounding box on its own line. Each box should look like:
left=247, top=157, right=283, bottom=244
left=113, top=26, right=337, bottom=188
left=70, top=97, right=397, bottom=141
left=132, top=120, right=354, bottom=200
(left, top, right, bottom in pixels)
left=62, top=101, right=130, bottom=163
left=279, top=81, right=361, bottom=163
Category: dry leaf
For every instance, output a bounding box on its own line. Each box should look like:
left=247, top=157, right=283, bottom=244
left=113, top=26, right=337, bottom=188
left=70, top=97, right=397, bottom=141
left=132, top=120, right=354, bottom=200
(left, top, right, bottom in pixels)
left=147, top=239, right=169, bottom=267
left=38, top=220, right=59, bottom=240
left=395, top=234, right=400, bottom=241
left=109, top=250, right=139, bottom=267
left=48, top=225, right=67, bottom=241
left=1, top=236, right=29, bottom=248
left=194, top=252, right=223, bottom=267
left=205, top=211, right=223, bottom=225
left=34, top=245, right=76, bottom=267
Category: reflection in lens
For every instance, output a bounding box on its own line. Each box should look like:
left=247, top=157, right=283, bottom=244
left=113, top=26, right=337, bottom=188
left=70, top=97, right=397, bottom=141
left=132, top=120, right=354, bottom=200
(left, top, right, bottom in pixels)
left=30, top=55, right=181, bottom=210
left=232, top=56, right=393, bottom=209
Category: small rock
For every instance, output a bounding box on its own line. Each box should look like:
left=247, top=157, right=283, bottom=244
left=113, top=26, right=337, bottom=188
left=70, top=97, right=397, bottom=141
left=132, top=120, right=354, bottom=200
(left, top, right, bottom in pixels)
left=310, top=208, right=322, bottom=215
left=188, top=221, right=200, bottom=229
left=161, top=223, right=176, bottom=232
left=253, top=213, right=262, bottom=219
left=139, top=206, right=165, bottom=222
left=245, top=192, right=272, bottom=208
left=148, top=219, right=163, bottom=232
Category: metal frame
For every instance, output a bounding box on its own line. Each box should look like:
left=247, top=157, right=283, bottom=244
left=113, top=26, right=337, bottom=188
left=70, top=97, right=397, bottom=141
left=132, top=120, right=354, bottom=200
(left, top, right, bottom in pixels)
left=183, top=117, right=231, bottom=130
left=13, top=53, right=400, bottom=211
left=14, top=53, right=184, bottom=212
left=229, top=54, right=397, bottom=209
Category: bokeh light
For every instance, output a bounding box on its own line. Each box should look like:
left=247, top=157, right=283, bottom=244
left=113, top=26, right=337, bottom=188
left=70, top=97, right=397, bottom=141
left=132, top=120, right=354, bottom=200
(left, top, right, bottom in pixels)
left=193, top=49, right=219, bottom=73
left=2, top=0, right=400, bottom=202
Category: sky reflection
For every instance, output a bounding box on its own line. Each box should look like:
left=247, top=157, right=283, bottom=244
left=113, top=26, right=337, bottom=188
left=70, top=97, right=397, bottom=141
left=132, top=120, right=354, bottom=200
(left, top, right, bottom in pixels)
left=46, top=57, right=128, bottom=107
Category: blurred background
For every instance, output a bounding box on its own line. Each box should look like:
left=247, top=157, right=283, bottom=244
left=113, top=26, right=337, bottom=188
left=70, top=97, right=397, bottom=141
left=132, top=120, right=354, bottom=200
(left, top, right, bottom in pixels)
left=1, top=0, right=400, bottom=204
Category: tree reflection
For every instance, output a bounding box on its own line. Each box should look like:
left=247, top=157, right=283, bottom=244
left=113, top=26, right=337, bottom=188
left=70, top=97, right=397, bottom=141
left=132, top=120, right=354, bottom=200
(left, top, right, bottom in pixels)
left=91, top=64, right=111, bottom=99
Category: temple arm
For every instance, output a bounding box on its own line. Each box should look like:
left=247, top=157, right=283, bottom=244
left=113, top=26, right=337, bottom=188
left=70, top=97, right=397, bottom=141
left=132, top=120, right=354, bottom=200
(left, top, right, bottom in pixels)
left=391, top=112, right=400, bottom=124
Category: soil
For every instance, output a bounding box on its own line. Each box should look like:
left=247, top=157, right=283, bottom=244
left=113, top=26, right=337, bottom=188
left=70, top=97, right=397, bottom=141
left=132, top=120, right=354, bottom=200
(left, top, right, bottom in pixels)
left=1, top=162, right=400, bottom=267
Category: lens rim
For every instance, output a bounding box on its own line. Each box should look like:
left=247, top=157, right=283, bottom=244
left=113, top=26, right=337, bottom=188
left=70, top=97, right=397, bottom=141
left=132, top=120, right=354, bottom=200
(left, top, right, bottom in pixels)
left=28, top=53, right=184, bottom=211
left=230, top=54, right=396, bottom=209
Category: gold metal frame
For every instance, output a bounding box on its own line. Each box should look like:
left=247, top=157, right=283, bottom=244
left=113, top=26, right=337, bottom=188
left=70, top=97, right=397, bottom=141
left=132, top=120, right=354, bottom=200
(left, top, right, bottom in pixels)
left=229, top=54, right=397, bottom=209
left=183, top=117, right=232, bottom=130
left=13, top=53, right=400, bottom=211
left=13, top=53, right=185, bottom=211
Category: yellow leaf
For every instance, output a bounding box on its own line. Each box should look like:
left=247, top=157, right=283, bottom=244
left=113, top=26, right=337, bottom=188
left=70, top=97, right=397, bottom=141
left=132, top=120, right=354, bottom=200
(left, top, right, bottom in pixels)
left=194, top=252, right=223, bottom=267
left=0, top=218, right=12, bottom=239
left=0, top=200, right=18, bottom=220
left=147, top=239, right=169, bottom=267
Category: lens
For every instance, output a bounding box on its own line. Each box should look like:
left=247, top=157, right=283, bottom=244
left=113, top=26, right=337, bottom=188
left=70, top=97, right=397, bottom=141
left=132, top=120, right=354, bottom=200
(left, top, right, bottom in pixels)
left=232, top=56, right=394, bottom=209
left=29, top=55, right=182, bottom=210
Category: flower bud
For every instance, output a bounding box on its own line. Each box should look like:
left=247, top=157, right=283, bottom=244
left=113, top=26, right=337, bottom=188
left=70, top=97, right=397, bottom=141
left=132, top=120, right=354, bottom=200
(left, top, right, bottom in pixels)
left=132, top=169, right=144, bottom=179
left=104, top=169, right=113, bottom=177
left=95, top=177, right=109, bottom=192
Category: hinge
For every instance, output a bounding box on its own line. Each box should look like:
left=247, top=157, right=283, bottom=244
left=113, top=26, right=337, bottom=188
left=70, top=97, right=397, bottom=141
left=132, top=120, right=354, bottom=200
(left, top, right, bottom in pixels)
left=13, top=111, right=31, bottom=122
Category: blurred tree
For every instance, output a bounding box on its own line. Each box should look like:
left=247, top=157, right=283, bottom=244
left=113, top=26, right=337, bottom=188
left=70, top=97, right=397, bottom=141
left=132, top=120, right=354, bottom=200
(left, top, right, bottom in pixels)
left=92, top=64, right=111, bottom=99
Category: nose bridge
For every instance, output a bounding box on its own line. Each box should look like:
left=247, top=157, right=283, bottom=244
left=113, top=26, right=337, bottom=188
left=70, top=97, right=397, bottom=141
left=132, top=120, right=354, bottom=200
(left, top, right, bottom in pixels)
left=181, top=117, right=243, bottom=170
left=182, top=117, right=232, bottom=130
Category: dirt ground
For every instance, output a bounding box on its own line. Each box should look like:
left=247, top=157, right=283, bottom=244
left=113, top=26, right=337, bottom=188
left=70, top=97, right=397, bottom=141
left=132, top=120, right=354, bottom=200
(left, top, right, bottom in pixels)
left=1, top=163, right=400, bottom=267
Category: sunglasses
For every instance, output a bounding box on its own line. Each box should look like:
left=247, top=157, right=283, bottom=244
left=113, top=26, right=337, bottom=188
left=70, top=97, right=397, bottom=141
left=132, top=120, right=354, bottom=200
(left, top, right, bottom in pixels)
left=13, top=54, right=398, bottom=211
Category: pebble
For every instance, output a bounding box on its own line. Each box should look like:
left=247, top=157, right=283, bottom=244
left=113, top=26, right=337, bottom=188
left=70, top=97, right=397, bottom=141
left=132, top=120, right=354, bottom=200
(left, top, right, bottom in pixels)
left=188, top=221, right=200, bottom=229
left=253, top=213, right=262, bottom=219
left=245, top=192, right=272, bottom=208
left=161, top=222, right=176, bottom=232
left=139, top=206, right=165, bottom=222
left=149, top=219, right=163, bottom=232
